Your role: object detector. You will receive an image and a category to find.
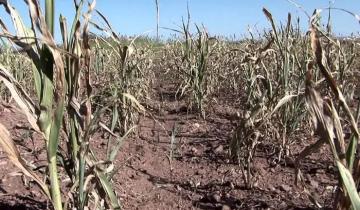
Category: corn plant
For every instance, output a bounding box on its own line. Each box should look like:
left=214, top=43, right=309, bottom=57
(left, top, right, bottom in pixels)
left=0, top=0, right=121, bottom=209
left=90, top=19, right=152, bottom=137
left=295, top=10, right=360, bottom=210
left=167, top=21, right=218, bottom=118
left=260, top=9, right=309, bottom=160
left=229, top=9, right=311, bottom=188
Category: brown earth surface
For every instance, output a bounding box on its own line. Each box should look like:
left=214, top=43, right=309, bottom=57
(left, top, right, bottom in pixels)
left=0, top=80, right=339, bottom=210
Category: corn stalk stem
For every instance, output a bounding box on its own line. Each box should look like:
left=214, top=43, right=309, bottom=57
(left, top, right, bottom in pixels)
left=78, top=153, right=86, bottom=210
left=45, top=1, right=63, bottom=209
left=48, top=100, right=65, bottom=210
left=49, top=156, right=62, bottom=210
left=155, top=0, right=159, bottom=40
left=45, top=0, right=55, bottom=36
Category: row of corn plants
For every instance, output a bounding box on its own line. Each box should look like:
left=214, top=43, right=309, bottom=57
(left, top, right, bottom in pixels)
left=227, top=10, right=311, bottom=188
left=0, top=0, right=137, bottom=209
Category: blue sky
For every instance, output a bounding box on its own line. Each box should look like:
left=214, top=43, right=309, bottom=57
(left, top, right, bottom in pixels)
left=1, top=0, right=360, bottom=40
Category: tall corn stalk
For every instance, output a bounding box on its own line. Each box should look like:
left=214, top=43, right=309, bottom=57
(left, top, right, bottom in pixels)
left=170, top=21, right=217, bottom=118
left=229, top=9, right=309, bottom=188
left=90, top=15, right=151, bottom=137
left=295, top=10, right=360, bottom=210
left=0, top=0, right=121, bottom=209
left=261, top=9, right=309, bottom=159
left=155, top=0, right=159, bottom=40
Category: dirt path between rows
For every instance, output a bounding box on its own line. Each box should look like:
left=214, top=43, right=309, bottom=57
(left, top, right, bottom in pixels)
left=0, top=77, right=337, bottom=209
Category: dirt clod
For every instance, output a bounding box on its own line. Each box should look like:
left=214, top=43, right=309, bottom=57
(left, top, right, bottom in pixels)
left=279, top=184, right=291, bottom=192
left=222, top=204, right=231, bottom=210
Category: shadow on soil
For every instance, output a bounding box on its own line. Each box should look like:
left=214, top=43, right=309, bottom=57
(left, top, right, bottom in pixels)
left=128, top=165, right=265, bottom=209
left=0, top=195, right=49, bottom=210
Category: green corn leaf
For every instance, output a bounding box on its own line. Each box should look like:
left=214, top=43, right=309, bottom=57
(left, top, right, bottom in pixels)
left=110, top=104, right=119, bottom=132
left=69, top=0, right=84, bottom=46
left=48, top=100, right=65, bottom=210
left=336, top=160, right=360, bottom=210
left=109, top=126, right=136, bottom=162
left=37, top=47, right=55, bottom=139
left=95, top=169, right=122, bottom=210
left=346, top=134, right=358, bottom=172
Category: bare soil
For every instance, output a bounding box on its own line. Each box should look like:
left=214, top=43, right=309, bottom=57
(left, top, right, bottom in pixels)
left=0, top=78, right=338, bottom=210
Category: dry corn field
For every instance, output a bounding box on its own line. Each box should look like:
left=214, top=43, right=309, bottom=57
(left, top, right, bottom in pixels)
left=0, top=1, right=360, bottom=210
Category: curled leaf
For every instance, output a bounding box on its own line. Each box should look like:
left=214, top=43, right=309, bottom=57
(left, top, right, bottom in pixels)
left=0, top=123, right=50, bottom=198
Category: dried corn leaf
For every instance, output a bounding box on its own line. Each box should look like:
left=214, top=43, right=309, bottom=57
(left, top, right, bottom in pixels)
left=0, top=64, right=40, bottom=132
left=0, top=123, right=50, bottom=198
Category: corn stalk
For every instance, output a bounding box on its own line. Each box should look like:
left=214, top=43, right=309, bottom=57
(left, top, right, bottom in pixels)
left=295, top=10, right=360, bottom=210
left=0, top=0, right=121, bottom=209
